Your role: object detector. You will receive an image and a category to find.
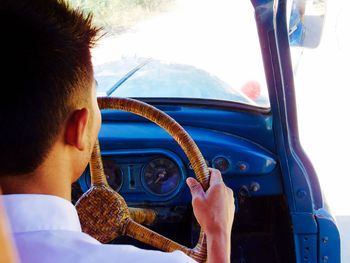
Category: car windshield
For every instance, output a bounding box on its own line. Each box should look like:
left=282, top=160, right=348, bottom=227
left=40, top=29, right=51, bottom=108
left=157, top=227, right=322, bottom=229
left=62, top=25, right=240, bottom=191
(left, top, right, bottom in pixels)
left=68, top=0, right=269, bottom=108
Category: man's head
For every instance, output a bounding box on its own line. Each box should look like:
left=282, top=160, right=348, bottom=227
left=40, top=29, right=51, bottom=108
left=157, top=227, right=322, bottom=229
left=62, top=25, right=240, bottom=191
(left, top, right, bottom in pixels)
left=0, top=0, right=101, bottom=177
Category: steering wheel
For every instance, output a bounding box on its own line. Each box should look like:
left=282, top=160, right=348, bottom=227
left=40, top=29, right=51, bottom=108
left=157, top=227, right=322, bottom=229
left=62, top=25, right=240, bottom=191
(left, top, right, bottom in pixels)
left=75, top=97, right=210, bottom=263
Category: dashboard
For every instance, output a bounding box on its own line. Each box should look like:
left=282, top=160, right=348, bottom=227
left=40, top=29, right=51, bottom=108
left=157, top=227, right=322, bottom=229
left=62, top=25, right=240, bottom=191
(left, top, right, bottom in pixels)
left=78, top=101, right=283, bottom=206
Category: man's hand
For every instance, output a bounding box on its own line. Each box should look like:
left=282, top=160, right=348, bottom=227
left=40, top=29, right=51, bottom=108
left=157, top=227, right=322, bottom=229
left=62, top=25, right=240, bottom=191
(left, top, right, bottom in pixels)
left=186, top=168, right=235, bottom=263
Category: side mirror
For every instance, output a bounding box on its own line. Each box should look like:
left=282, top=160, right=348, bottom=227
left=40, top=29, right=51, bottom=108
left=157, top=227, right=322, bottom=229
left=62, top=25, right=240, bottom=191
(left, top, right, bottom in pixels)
left=288, top=0, right=326, bottom=48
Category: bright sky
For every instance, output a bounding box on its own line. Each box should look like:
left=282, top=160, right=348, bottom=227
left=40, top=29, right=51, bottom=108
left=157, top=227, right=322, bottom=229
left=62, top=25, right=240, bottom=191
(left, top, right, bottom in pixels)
left=293, top=0, right=350, bottom=216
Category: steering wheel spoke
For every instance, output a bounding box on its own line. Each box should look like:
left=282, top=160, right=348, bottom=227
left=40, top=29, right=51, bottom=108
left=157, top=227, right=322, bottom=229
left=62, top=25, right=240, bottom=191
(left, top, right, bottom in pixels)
left=125, top=219, right=207, bottom=262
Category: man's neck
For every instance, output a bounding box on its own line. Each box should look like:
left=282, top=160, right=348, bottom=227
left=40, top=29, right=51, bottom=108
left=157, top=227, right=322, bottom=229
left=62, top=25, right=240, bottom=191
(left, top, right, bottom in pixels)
left=0, top=174, right=72, bottom=201
left=0, top=144, right=76, bottom=201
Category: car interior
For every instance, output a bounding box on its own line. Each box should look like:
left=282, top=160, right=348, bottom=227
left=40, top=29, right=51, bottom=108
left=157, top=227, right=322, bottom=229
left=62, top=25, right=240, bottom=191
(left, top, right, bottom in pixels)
left=0, top=0, right=341, bottom=263
left=71, top=97, right=296, bottom=262
left=67, top=0, right=339, bottom=262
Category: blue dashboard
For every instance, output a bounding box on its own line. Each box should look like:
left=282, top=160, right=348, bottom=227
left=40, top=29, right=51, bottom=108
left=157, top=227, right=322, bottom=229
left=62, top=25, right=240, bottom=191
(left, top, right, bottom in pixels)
left=79, top=100, right=283, bottom=206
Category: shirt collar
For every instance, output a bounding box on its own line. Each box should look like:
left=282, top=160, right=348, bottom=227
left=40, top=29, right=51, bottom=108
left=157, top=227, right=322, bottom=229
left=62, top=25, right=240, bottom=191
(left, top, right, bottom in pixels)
left=1, top=194, right=82, bottom=233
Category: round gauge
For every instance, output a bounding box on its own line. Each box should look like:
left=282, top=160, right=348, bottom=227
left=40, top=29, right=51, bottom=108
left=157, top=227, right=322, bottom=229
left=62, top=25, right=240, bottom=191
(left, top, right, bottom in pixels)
left=102, top=159, right=123, bottom=191
left=213, top=157, right=230, bottom=172
left=142, top=158, right=181, bottom=196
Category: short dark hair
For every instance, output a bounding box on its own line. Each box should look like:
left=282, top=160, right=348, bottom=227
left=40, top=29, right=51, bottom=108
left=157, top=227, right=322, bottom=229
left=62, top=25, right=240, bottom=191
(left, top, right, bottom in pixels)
left=0, top=0, right=101, bottom=175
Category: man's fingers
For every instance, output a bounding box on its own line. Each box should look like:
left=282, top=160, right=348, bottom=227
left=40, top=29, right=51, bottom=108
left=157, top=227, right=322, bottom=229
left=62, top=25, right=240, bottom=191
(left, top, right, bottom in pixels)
left=186, top=177, right=205, bottom=200
left=208, top=168, right=224, bottom=185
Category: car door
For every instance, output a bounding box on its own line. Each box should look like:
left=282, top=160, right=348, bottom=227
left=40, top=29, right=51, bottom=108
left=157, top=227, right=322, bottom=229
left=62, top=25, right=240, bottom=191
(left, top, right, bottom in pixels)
left=252, top=0, right=340, bottom=262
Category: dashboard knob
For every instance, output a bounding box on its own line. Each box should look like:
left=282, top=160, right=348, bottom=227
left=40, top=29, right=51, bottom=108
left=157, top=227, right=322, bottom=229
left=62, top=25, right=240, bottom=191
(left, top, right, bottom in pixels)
left=238, top=185, right=249, bottom=197
left=249, top=182, right=260, bottom=192
left=239, top=163, right=247, bottom=171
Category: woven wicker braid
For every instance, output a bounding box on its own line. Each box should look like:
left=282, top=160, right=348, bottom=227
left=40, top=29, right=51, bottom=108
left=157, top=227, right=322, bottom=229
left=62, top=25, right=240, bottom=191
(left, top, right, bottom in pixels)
left=75, top=97, right=209, bottom=262
left=128, top=207, right=157, bottom=226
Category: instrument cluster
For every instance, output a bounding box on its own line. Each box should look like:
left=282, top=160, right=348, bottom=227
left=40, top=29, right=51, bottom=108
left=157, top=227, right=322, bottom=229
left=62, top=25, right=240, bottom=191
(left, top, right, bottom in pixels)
left=78, top=149, right=187, bottom=203
left=80, top=151, right=237, bottom=201
left=101, top=156, right=182, bottom=197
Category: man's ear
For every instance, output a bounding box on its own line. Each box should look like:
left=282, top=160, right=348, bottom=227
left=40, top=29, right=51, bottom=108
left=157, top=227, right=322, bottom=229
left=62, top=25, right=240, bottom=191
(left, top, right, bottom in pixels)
left=65, top=108, right=89, bottom=151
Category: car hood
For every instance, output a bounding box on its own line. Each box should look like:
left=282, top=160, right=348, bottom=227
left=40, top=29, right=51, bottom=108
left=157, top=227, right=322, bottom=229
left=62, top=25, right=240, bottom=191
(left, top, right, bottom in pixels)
left=94, top=57, right=256, bottom=105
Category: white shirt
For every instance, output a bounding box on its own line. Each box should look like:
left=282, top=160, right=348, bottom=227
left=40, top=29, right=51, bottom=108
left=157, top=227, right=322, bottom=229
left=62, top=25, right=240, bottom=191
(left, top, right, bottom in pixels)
left=1, top=194, right=196, bottom=263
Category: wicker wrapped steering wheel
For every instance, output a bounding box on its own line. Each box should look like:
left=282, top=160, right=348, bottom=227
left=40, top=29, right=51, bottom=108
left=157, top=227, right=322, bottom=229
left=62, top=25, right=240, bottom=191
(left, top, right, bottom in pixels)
left=75, top=97, right=209, bottom=262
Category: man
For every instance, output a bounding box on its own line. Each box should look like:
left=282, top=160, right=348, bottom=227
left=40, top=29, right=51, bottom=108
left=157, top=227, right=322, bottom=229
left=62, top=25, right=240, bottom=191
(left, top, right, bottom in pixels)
left=0, top=0, right=235, bottom=262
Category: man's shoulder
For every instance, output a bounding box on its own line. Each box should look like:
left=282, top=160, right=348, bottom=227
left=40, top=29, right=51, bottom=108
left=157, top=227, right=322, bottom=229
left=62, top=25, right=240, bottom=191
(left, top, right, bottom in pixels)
left=14, top=229, right=196, bottom=263
left=90, top=243, right=197, bottom=263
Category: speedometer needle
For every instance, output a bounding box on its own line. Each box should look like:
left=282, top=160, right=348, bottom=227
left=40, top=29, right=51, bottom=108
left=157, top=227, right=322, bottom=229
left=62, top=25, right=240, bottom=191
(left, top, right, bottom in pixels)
left=154, top=171, right=166, bottom=184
